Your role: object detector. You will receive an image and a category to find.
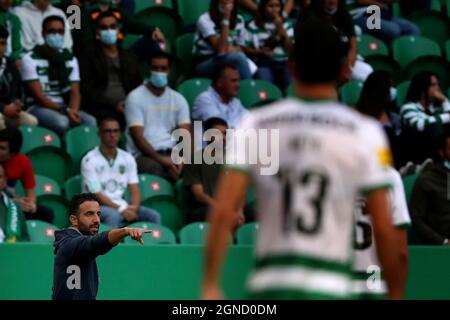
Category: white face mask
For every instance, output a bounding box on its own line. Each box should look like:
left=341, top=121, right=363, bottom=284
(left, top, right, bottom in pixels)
left=390, top=87, right=397, bottom=101
left=444, top=160, right=450, bottom=170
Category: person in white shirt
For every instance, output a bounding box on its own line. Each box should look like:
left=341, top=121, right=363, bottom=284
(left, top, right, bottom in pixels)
left=81, top=117, right=161, bottom=228
left=12, top=0, right=73, bottom=52
left=125, top=51, right=191, bottom=181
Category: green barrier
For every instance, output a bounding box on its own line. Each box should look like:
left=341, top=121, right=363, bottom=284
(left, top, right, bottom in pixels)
left=0, top=244, right=449, bottom=300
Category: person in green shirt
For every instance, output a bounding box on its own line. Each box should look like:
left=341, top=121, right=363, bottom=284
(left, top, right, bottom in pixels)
left=0, top=0, right=23, bottom=62
left=0, top=163, right=29, bottom=243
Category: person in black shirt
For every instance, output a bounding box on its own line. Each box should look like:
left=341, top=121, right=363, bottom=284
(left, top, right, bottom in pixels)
left=410, top=125, right=450, bottom=245
left=52, top=193, right=152, bottom=300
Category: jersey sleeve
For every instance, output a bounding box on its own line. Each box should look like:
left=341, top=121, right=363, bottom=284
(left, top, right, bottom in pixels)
left=20, top=53, right=38, bottom=82
left=389, top=168, right=412, bottom=229
left=81, top=154, right=102, bottom=193
left=21, top=155, right=36, bottom=190
left=358, top=121, right=392, bottom=194
left=197, top=14, right=218, bottom=39
left=224, top=112, right=256, bottom=175
left=68, top=57, right=80, bottom=83
left=125, top=92, right=144, bottom=127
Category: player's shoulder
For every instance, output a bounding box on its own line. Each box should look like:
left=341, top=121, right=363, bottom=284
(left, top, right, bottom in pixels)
left=117, top=147, right=135, bottom=162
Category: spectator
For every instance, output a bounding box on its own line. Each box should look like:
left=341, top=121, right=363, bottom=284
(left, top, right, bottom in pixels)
left=0, top=0, right=23, bottom=62
left=81, top=117, right=161, bottom=228
left=0, top=26, right=37, bottom=129
left=88, top=0, right=165, bottom=63
left=300, top=0, right=373, bottom=82
left=0, top=127, right=54, bottom=223
left=125, top=51, right=191, bottom=181
left=192, top=62, right=248, bottom=151
left=12, top=0, right=73, bottom=52
left=21, top=15, right=96, bottom=136
left=243, top=0, right=294, bottom=91
left=184, top=117, right=255, bottom=225
left=240, top=0, right=311, bottom=20
left=400, top=72, right=450, bottom=165
left=0, top=163, right=29, bottom=243
left=348, top=0, right=420, bottom=44
left=356, top=70, right=403, bottom=168
left=193, top=0, right=254, bottom=80
left=79, top=10, right=142, bottom=128
left=410, top=125, right=450, bottom=245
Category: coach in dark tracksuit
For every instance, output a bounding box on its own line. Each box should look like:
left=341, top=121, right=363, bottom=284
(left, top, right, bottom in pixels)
left=52, top=193, right=152, bottom=300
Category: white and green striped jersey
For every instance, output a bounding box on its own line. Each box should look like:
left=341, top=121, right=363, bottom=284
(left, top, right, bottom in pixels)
left=193, top=12, right=247, bottom=57
left=352, top=168, right=411, bottom=299
left=244, top=19, right=294, bottom=61
left=20, top=50, right=80, bottom=106
left=400, top=100, right=450, bottom=132
left=226, top=97, right=392, bottom=299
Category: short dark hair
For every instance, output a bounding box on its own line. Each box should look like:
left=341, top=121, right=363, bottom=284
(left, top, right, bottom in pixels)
left=149, top=51, right=172, bottom=65
left=98, top=117, right=120, bottom=129
left=293, top=16, right=348, bottom=84
left=0, top=127, right=23, bottom=154
left=42, top=15, right=65, bottom=32
left=69, top=193, right=99, bottom=217
left=406, top=72, right=437, bottom=104
left=212, top=61, right=239, bottom=85
left=0, top=26, right=9, bottom=40
left=204, top=117, right=228, bottom=131
left=94, top=10, right=119, bottom=28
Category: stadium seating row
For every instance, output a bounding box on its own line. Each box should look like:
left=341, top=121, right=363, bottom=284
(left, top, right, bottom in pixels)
left=26, top=220, right=259, bottom=245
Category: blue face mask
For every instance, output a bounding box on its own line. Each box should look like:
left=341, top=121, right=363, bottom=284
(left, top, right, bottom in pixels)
left=148, top=71, right=168, bottom=88
left=45, top=34, right=64, bottom=50
left=100, top=29, right=118, bottom=46
left=325, top=7, right=338, bottom=15
left=390, top=87, right=397, bottom=101
left=444, top=160, right=450, bottom=170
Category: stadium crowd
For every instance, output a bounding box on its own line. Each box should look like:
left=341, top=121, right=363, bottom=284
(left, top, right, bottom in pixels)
left=0, top=0, right=448, bottom=247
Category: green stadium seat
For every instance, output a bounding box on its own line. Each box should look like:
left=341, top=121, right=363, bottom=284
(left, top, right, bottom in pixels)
left=431, top=0, right=443, bottom=11
left=246, top=186, right=256, bottom=207
left=286, top=83, right=296, bottom=97
left=238, top=80, right=283, bottom=108
left=26, top=220, right=59, bottom=243
left=177, top=0, right=210, bottom=28
left=27, top=147, right=71, bottom=187
left=339, top=80, right=364, bottom=106
left=174, top=178, right=190, bottom=217
left=135, top=7, right=182, bottom=46
left=64, top=175, right=82, bottom=201
left=236, top=222, right=258, bottom=245
left=406, top=10, right=450, bottom=50
left=445, top=39, right=450, bottom=62
left=37, top=194, right=70, bottom=229
left=392, top=35, right=441, bottom=69
left=364, top=55, right=401, bottom=83
left=357, top=34, right=388, bottom=58
left=402, top=174, right=418, bottom=205
left=448, top=0, right=450, bottom=16
left=179, top=222, right=209, bottom=244
left=177, top=78, right=211, bottom=108
left=64, top=126, right=99, bottom=176
left=401, top=56, right=450, bottom=90
left=122, top=34, right=141, bottom=49
left=19, top=125, right=60, bottom=154
left=15, top=174, right=61, bottom=197
left=99, top=223, right=112, bottom=233
left=123, top=222, right=176, bottom=244
left=392, top=2, right=402, bottom=17
left=135, top=0, right=173, bottom=14
left=396, top=81, right=411, bottom=108
left=138, top=175, right=184, bottom=231
left=174, top=33, right=195, bottom=77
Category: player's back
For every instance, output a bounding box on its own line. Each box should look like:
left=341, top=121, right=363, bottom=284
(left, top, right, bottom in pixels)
left=238, top=98, right=392, bottom=300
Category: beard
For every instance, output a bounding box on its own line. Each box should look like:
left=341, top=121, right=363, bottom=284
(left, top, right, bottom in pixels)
left=78, top=221, right=100, bottom=235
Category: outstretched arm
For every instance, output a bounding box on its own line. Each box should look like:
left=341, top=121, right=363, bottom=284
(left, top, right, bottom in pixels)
left=108, top=228, right=152, bottom=246
left=203, top=170, right=249, bottom=300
